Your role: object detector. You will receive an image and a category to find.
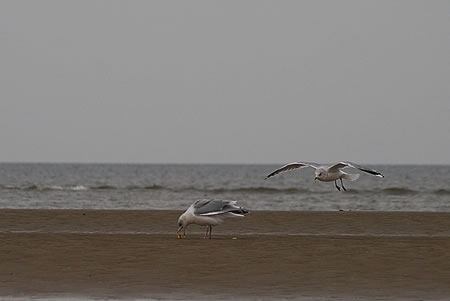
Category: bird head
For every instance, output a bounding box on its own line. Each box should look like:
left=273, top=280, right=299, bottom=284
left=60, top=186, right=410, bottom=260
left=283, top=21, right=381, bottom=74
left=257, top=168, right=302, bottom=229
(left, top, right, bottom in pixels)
left=314, top=168, right=326, bottom=180
left=176, top=214, right=188, bottom=239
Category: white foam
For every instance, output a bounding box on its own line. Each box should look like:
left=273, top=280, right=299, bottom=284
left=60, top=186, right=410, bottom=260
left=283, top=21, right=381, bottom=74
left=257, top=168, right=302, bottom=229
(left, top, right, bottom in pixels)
left=71, top=185, right=88, bottom=191
left=49, top=185, right=64, bottom=190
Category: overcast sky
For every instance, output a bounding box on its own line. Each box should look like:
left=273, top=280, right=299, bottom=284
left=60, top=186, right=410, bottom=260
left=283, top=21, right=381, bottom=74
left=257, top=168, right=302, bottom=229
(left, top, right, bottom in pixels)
left=1, top=1, right=449, bottom=164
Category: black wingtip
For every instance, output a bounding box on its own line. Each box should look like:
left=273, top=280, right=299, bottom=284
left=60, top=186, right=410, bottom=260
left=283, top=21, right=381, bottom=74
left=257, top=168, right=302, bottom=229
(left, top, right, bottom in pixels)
left=374, top=172, right=384, bottom=178
left=231, top=208, right=249, bottom=215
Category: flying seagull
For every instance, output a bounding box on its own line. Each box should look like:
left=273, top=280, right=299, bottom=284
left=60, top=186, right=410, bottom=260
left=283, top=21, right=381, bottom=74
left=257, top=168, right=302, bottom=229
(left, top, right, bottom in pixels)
left=265, top=161, right=384, bottom=191
left=177, top=199, right=249, bottom=239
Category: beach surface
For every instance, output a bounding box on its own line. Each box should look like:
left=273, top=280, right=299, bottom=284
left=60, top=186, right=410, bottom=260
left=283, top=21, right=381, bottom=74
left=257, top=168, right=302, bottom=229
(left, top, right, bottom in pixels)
left=1, top=209, right=449, bottom=300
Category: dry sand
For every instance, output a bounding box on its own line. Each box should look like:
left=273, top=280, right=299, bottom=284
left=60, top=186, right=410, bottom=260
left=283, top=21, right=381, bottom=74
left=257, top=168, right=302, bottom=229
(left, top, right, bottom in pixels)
left=0, top=209, right=449, bottom=300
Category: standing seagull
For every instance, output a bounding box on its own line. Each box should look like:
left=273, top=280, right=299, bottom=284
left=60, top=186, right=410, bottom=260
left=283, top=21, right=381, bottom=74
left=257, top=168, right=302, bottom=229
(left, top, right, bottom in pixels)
left=265, top=161, right=384, bottom=191
left=177, top=199, right=249, bottom=239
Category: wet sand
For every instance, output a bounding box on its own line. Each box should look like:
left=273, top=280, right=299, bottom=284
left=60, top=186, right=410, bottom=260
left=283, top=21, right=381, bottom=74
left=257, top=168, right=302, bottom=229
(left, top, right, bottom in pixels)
left=1, top=209, right=449, bottom=300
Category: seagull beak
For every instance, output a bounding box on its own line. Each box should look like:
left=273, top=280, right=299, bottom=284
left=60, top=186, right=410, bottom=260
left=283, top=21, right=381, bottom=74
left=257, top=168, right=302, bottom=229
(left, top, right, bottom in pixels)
left=176, top=226, right=183, bottom=239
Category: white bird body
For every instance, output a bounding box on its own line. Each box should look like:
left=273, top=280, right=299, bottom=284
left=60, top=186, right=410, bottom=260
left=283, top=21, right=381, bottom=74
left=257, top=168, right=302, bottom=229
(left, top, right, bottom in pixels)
left=177, top=199, right=248, bottom=239
left=178, top=204, right=224, bottom=227
left=315, top=168, right=360, bottom=182
left=266, top=161, right=382, bottom=191
left=319, top=170, right=344, bottom=182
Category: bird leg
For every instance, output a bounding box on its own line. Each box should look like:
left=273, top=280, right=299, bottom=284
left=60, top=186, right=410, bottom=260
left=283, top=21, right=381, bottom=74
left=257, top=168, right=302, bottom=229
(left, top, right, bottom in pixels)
left=209, top=225, right=212, bottom=239
left=334, top=180, right=341, bottom=191
left=340, top=178, right=347, bottom=191
left=204, top=226, right=209, bottom=239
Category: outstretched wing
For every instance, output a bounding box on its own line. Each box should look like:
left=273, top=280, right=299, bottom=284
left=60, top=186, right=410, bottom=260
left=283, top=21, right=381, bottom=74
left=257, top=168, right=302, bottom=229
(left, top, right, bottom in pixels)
left=328, top=162, right=384, bottom=178
left=193, top=199, right=248, bottom=216
left=265, top=162, right=319, bottom=179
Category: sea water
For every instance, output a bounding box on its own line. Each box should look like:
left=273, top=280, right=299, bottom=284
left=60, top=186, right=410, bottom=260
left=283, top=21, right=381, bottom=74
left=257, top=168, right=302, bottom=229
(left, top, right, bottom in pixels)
left=0, top=163, right=449, bottom=211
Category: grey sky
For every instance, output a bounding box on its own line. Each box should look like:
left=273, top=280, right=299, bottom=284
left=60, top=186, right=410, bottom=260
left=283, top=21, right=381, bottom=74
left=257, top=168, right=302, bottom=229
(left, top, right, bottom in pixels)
left=1, top=1, right=449, bottom=164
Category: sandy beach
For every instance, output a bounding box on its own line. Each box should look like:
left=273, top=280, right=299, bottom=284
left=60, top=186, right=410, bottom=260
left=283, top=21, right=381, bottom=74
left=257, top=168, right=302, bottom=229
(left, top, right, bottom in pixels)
left=1, top=210, right=449, bottom=300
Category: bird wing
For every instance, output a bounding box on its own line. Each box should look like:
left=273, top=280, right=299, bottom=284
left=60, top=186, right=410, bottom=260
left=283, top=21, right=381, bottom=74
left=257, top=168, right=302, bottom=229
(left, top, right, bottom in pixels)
left=193, top=199, right=248, bottom=216
left=265, top=162, right=319, bottom=179
left=328, top=161, right=384, bottom=178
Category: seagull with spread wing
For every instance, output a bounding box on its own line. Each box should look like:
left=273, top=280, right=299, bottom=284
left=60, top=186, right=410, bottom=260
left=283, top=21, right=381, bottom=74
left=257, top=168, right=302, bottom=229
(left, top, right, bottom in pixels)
left=265, top=161, right=384, bottom=191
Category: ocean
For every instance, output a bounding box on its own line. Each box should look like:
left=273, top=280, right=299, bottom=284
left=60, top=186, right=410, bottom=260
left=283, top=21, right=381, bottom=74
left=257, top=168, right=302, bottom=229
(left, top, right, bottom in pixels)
left=0, top=163, right=449, bottom=211
left=1, top=163, right=450, bottom=300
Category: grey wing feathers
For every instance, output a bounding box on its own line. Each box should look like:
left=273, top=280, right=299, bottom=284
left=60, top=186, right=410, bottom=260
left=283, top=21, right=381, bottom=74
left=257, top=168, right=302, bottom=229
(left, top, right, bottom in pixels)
left=193, top=199, right=248, bottom=216
left=265, top=162, right=318, bottom=179
left=193, top=199, right=213, bottom=210
left=329, top=161, right=384, bottom=178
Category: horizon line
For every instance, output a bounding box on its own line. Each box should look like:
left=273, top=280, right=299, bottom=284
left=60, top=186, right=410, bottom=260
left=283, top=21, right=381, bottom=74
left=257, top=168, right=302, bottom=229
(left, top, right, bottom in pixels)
left=0, top=161, right=449, bottom=166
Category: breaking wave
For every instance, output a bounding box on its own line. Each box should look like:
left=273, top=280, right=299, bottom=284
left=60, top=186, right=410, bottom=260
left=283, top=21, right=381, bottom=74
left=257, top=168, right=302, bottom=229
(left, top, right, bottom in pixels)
left=0, top=184, right=305, bottom=194
left=0, top=184, right=449, bottom=196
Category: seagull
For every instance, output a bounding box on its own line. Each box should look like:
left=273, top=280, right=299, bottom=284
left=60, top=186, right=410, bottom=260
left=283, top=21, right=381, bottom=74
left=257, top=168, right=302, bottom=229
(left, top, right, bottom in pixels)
left=177, top=199, right=249, bottom=239
left=265, top=161, right=384, bottom=191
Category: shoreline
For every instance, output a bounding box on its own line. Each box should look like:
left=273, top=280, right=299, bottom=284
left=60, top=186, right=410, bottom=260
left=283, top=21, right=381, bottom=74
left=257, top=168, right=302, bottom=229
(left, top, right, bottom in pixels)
left=1, top=210, right=449, bottom=300
left=1, top=209, right=449, bottom=236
